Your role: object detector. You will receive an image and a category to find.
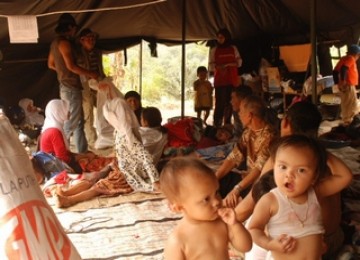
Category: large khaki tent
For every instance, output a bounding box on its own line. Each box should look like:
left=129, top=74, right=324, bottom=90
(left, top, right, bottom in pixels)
left=0, top=0, right=360, bottom=107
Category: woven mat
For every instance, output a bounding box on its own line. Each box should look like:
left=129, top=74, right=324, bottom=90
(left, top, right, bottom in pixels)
left=49, top=192, right=243, bottom=260
left=56, top=198, right=180, bottom=260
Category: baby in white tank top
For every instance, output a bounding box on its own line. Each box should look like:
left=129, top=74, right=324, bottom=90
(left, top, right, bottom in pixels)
left=248, top=135, right=352, bottom=260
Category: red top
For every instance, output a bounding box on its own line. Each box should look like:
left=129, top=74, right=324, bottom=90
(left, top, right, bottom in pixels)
left=213, top=46, right=239, bottom=87
left=40, top=128, right=71, bottom=164
left=334, top=55, right=359, bottom=86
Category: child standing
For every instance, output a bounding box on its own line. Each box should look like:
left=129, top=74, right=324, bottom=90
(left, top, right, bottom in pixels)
left=248, top=135, right=352, bottom=260
left=193, top=66, right=213, bottom=125
left=160, top=157, right=252, bottom=259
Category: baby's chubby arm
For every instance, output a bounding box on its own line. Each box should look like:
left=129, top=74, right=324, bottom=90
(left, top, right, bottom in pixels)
left=248, top=193, right=296, bottom=253
left=218, top=208, right=252, bottom=253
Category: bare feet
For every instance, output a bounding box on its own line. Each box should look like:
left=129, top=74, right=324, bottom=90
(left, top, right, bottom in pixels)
left=54, top=185, right=75, bottom=208
left=55, top=194, right=73, bottom=208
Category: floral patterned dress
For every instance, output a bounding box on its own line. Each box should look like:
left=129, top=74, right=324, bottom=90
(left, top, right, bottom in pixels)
left=114, top=131, right=159, bottom=192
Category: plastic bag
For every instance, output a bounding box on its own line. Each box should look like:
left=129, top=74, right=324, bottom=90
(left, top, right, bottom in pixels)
left=32, top=151, right=73, bottom=178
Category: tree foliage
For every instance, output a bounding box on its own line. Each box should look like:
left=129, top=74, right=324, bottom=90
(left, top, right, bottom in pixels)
left=103, top=41, right=209, bottom=109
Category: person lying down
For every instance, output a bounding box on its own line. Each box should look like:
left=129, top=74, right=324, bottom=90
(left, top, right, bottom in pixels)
left=55, top=162, right=133, bottom=208
left=32, top=158, right=133, bottom=208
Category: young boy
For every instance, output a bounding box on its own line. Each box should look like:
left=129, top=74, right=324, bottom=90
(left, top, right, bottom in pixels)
left=160, top=157, right=252, bottom=259
left=193, top=66, right=213, bottom=125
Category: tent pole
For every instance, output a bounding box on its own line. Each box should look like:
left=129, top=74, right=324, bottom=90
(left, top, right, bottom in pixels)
left=181, top=0, right=186, bottom=118
left=310, top=0, right=318, bottom=104
left=139, top=40, right=143, bottom=95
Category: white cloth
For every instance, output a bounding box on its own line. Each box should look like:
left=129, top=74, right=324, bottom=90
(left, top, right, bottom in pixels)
left=139, top=127, right=168, bottom=165
left=42, top=99, right=70, bottom=149
left=89, top=78, right=124, bottom=149
left=103, top=97, right=141, bottom=148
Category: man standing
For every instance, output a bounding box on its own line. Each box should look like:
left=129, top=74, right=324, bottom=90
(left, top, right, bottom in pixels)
left=77, top=28, right=105, bottom=147
left=48, top=13, right=98, bottom=153
left=333, top=44, right=360, bottom=125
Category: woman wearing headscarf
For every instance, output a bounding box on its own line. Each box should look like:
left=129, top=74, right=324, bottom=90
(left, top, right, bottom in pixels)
left=124, top=90, right=143, bottom=124
left=39, top=99, right=95, bottom=173
left=54, top=97, right=160, bottom=208
left=18, top=98, right=45, bottom=126
left=209, top=28, right=242, bottom=127
left=38, top=98, right=128, bottom=208
left=103, top=97, right=160, bottom=192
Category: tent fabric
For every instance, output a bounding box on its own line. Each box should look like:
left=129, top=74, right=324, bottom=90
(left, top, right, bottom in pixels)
left=0, top=0, right=360, bottom=106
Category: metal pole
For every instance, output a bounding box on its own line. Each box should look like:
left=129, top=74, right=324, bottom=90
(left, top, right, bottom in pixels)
left=181, top=0, right=186, bottom=118
left=139, top=40, right=143, bottom=95
left=310, top=0, right=317, bottom=104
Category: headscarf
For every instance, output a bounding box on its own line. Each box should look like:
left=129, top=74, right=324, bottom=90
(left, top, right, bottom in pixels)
left=18, top=98, right=44, bottom=126
left=41, top=99, right=70, bottom=149
left=103, top=97, right=141, bottom=148
left=18, top=98, right=33, bottom=115
left=217, top=28, right=232, bottom=47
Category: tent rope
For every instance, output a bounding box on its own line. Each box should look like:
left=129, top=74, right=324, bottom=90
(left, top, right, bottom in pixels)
left=0, top=0, right=167, bottom=18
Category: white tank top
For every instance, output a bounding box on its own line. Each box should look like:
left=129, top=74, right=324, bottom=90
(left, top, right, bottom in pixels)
left=267, top=187, right=324, bottom=239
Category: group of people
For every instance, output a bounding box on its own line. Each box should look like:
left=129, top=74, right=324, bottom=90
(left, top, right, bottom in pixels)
left=195, top=29, right=359, bottom=130
left=160, top=99, right=353, bottom=259
left=28, top=13, right=171, bottom=207
left=34, top=14, right=356, bottom=259
left=33, top=94, right=167, bottom=207
left=163, top=47, right=357, bottom=257
left=193, top=28, right=242, bottom=127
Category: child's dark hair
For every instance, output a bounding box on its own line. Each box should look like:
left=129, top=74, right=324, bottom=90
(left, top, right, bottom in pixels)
left=270, top=135, right=328, bottom=182
left=160, top=157, right=215, bottom=201
left=197, top=66, right=208, bottom=74
left=141, top=106, right=167, bottom=133
left=286, top=101, right=322, bottom=138
left=124, top=90, right=141, bottom=101
left=252, top=170, right=276, bottom=203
